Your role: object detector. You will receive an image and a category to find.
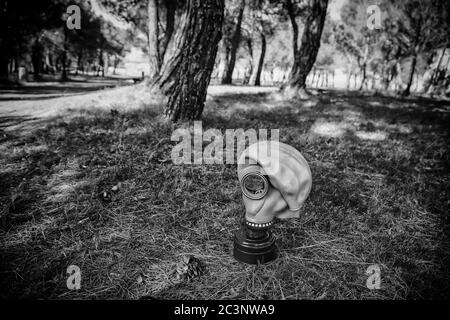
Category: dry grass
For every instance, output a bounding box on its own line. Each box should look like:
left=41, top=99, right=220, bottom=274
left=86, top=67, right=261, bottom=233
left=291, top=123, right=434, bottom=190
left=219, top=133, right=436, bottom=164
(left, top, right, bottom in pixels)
left=0, top=86, right=449, bottom=299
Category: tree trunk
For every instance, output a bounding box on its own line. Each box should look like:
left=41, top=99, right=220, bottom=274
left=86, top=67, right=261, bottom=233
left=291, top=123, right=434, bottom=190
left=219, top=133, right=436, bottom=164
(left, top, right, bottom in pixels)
left=159, top=0, right=176, bottom=67
left=104, top=54, right=109, bottom=76
left=221, top=0, right=245, bottom=84
left=160, top=0, right=224, bottom=122
left=61, top=52, right=68, bottom=81
left=254, top=32, right=266, bottom=86
left=286, top=0, right=299, bottom=58
left=359, top=64, right=366, bottom=90
left=98, top=49, right=105, bottom=77
left=424, top=46, right=447, bottom=93
left=358, top=44, right=369, bottom=90
left=284, top=0, right=328, bottom=98
left=76, top=50, right=83, bottom=76
left=219, top=45, right=230, bottom=80
left=0, top=53, right=8, bottom=79
left=31, top=39, right=43, bottom=81
left=61, top=28, right=69, bottom=82
left=382, top=66, right=390, bottom=90
left=0, top=1, right=10, bottom=80
left=113, top=55, right=119, bottom=75
left=243, top=38, right=253, bottom=85
left=148, top=0, right=161, bottom=79
left=403, top=54, right=417, bottom=96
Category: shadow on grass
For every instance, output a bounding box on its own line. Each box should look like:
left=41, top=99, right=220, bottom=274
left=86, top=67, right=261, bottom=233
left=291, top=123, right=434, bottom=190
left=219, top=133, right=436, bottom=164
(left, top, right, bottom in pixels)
left=0, top=90, right=449, bottom=299
left=0, top=116, right=41, bottom=129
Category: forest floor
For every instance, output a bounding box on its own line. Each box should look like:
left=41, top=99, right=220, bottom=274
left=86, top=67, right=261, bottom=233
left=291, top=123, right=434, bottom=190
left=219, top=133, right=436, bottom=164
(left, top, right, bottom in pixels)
left=0, top=84, right=449, bottom=299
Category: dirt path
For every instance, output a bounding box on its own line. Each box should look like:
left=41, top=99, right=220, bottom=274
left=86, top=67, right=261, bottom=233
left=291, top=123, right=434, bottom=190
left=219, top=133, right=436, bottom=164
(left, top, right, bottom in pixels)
left=0, top=84, right=277, bottom=131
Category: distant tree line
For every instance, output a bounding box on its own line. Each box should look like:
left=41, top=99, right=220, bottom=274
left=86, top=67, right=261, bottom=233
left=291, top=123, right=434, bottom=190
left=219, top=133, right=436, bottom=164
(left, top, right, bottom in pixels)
left=331, top=0, right=449, bottom=96
left=0, top=0, right=129, bottom=82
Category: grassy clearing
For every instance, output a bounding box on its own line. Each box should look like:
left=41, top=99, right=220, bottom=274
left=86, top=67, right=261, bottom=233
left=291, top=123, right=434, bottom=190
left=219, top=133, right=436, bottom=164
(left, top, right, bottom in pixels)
left=0, top=87, right=449, bottom=299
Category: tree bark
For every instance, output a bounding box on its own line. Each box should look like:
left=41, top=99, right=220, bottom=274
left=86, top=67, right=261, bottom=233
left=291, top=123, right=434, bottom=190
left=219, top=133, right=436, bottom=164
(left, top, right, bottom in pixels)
left=221, top=0, right=245, bottom=84
left=284, top=0, right=328, bottom=98
left=0, top=53, right=8, bottom=79
left=403, top=15, right=422, bottom=96
left=76, top=50, right=83, bottom=75
left=159, top=0, right=176, bottom=67
left=31, top=38, right=43, bottom=81
left=254, top=32, right=266, bottom=86
left=61, top=52, right=68, bottom=81
left=382, top=66, right=390, bottom=90
left=358, top=45, right=369, bottom=90
left=113, top=55, right=119, bottom=75
left=359, top=63, right=366, bottom=91
left=160, top=0, right=224, bottom=122
left=403, top=54, right=417, bottom=96
left=219, top=45, right=230, bottom=80
left=286, top=0, right=299, bottom=58
left=61, top=29, right=68, bottom=82
left=104, top=53, right=109, bottom=76
left=148, top=0, right=161, bottom=79
left=424, top=46, right=447, bottom=93
left=98, top=49, right=105, bottom=77
left=0, top=1, right=10, bottom=80
left=243, top=38, right=253, bottom=85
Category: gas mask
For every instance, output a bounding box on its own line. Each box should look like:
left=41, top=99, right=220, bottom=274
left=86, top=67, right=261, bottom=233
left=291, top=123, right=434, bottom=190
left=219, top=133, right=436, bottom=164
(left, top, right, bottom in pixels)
left=233, top=141, right=312, bottom=264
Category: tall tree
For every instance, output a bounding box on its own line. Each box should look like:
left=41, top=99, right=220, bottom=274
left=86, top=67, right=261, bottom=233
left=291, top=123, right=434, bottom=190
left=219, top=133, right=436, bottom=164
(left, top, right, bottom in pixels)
left=386, top=0, right=449, bottom=96
left=245, top=0, right=277, bottom=86
left=102, top=0, right=224, bottom=121
left=254, top=33, right=266, bottom=86
left=147, top=0, right=161, bottom=79
left=334, top=0, right=383, bottom=91
left=221, top=0, right=246, bottom=84
left=283, top=0, right=328, bottom=98
left=160, top=0, right=224, bottom=121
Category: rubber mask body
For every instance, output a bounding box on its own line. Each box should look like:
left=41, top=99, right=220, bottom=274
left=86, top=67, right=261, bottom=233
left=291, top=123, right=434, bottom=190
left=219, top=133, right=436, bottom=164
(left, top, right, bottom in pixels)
left=237, top=141, right=312, bottom=224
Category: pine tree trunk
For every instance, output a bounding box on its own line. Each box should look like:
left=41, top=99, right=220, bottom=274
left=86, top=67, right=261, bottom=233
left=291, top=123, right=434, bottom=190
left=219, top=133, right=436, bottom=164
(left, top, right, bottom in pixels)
left=31, top=39, right=42, bottom=81
left=425, top=47, right=447, bottom=93
left=148, top=0, right=161, bottom=79
left=254, top=33, right=266, bottom=86
left=359, top=64, right=366, bottom=90
left=61, top=28, right=69, bottom=82
left=104, top=54, right=109, bottom=76
left=0, top=1, right=10, bottom=80
left=403, top=54, right=417, bottom=96
left=219, top=45, right=230, bottom=80
left=61, top=52, right=67, bottom=81
left=221, top=0, right=245, bottom=84
left=0, top=53, right=8, bottom=79
left=76, top=50, right=83, bottom=76
left=161, top=0, right=224, bottom=122
left=113, top=55, right=119, bottom=75
left=243, top=38, right=253, bottom=84
left=286, top=0, right=299, bottom=58
left=159, top=0, right=176, bottom=66
left=98, top=49, right=105, bottom=77
left=358, top=44, right=369, bottom=91
left=284, top=0, right=328, bottom=98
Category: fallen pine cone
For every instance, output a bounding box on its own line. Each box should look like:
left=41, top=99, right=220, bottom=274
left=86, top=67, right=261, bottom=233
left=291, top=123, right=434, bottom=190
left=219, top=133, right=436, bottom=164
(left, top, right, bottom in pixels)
left=172, top=255, right=206, bottom=283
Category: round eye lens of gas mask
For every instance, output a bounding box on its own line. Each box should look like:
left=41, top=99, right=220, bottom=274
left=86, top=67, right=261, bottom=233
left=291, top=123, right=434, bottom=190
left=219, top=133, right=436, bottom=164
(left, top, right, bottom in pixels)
left=241, top=172, right=269, bottom=200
